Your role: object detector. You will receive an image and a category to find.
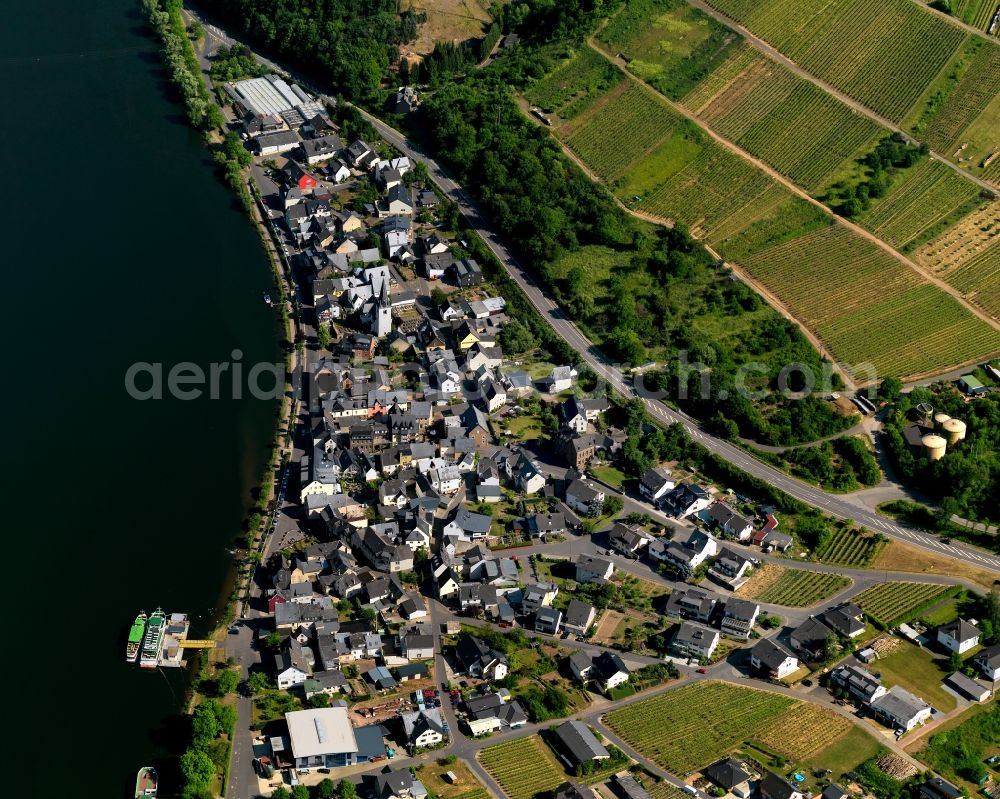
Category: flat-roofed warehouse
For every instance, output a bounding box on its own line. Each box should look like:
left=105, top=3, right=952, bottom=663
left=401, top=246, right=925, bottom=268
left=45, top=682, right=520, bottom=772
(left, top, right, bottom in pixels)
left=226, top=75, right=323, bottom=120
left=285, top=702, right=374, bottom=769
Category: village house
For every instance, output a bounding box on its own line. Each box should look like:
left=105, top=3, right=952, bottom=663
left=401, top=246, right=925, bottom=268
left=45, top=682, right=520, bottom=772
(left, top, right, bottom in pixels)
left=455, top=634, right=508, bottom=680
left=750, top=638, right=798, bottom=679
left=673, top=621, right=719, bottom=660
left=973, top=644, right=1000, bottom=681
left=639, top=467, right=674, bottom=501
left=565, top=478, right=605, bottom=517
left=563, top=599, right=598, bottom=636
left=365, top=766, right=428, bottom=799
left=704, top=502, right=754, bottom=541
left=870, top=686, right=932, bottom=731
left=575, top=555, right=615, bottom=584
left=661, top=483, right=711, bottom=518
left=401, top=708, right=446, bottom=749
left=704, top=759, right=752, bottom=798
left=535, top=606, right=563, bottom=635
left=664, top=586, right=719, bottom=622
left=721, top=598, right=760, bottom=639
left=649, top=530, right=717, bottom=577
left=760, top=772, right=803, bottom=799
left=937, top=618, right=980, bottom=654
left=608, top=522, right=653, bottom=557
left=521, top=583, right=559, bottom=614
left=553, top=720, right=610, bottom=768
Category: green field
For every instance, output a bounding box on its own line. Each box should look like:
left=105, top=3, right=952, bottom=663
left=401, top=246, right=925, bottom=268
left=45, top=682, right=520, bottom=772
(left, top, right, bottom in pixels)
left=563, top=83, right=682, bottom=182
left=859, top=160, right=985, bottom=251
left=606, top=682, right=860, bottom=774
left=908, top=37, right=1000, bottom=173
left=915, top=703, right=1000, bottom=791
left=949, top=244, right=1000, bottom=319
left=854, top=581, right=955, bottom=626
left=526, top=48, right=625, bottom=121
left=479, top=737, right=567, bottom=799
left=739, top=566, right=850, bottom=607
left=701, top=0, right=967, bottom=123
left=597, top=0, right=741, bottom=100
left=541, top=49, right=1000, bottom=379
left=734, top=225, right=1000, bottom=377
left=813, top=527, right=887, bottom=567
left=875, top=640, right=957, bottom=712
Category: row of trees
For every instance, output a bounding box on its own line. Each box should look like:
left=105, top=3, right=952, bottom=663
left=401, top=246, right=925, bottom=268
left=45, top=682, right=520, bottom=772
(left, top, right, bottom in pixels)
left=141, top=0, right=220, bottom=129
left=179, top=698, right=237, bottom=798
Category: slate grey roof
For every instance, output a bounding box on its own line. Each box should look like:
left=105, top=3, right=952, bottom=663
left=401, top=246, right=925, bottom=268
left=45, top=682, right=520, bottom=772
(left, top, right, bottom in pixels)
left=564, top=599, right=597, bottom=629
left=554, top=719, right=609, bottom=764
left=705, top=758, right=752, bottom=790
left=760, top=772, right=799, bottom=799
left=939, top=618, right=979, bottom=642
left=751, top=638, right=795, bottom=671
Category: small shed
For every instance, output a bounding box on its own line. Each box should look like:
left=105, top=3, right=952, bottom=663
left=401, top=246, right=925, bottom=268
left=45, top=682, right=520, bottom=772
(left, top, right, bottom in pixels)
left=958, top=375, right=988, bottom=396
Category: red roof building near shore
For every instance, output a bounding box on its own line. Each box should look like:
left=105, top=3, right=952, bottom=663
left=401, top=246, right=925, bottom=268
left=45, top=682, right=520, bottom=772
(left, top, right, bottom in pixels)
left=284, top=160, right=318, bottom=191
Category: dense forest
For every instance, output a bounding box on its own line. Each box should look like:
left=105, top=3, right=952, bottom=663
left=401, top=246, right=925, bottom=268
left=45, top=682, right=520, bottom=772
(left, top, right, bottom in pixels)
left=196, top=0, right=422, bottom=98
left=883, top=386, right=1000, bottom=525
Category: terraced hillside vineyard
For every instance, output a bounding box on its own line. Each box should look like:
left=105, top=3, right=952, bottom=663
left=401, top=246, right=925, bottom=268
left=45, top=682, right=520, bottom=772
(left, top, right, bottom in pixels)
left=701, top=0, right=1000, bottom=179
left=605, top=2, right=887, bottom=194
left=535, top=45, right=1000, bottom=377
left=858, top=159, right=986, bottom=251
left=525, top=47, right=624, bottom=121
left=700, top=0, right=965, bottom=121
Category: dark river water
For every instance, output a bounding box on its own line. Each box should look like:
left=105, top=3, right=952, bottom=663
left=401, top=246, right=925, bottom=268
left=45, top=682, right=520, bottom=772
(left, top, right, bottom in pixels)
left=2, top=0, right=280, bottom=793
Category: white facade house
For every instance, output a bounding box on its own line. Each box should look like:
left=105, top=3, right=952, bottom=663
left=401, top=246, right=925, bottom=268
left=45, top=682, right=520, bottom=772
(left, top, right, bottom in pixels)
left=937, top=619, right=980, bottom=655
left=750, top=638, right=799, bottom=679
left=870, top=686, right=932, bottom=731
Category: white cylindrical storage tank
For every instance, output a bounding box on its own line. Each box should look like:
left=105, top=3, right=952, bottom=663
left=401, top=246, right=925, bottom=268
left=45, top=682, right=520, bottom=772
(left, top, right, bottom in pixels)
left=933, top=412, right=951, bottom=429
left=922, top=434, right=947, bottom=462
left=942, top=418, right=966, bottom=445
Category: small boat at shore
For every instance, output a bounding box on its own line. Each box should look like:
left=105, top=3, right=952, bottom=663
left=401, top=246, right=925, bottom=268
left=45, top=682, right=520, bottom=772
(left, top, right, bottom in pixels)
left=263, top=291, right=273, bottom=306
left=126, top=611, right=147, bottom=662
left=135, top=766, right=157, bottom=797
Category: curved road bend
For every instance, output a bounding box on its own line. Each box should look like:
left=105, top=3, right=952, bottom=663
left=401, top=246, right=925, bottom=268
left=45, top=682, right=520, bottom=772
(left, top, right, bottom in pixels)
left=184, top=10, right=1000, bottom=575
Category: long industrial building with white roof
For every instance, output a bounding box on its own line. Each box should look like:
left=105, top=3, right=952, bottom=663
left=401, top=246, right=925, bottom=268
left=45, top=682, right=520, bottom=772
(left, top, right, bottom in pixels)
left=225, top=75, right=324, bottom=125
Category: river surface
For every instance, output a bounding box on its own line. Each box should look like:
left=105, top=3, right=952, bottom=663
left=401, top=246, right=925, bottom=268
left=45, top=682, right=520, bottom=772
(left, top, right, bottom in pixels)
left=2, top=0, right=280, bottom=793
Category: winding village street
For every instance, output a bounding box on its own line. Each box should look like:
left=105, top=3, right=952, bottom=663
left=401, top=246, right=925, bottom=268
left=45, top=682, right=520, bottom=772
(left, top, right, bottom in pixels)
left=179, top=12, right=1000, bottom=799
